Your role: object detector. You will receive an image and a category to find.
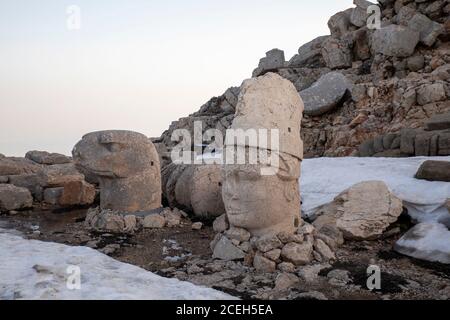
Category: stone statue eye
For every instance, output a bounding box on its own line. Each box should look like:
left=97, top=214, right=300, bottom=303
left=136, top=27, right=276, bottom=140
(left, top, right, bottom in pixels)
left=105, top=143, right=122, bottom=152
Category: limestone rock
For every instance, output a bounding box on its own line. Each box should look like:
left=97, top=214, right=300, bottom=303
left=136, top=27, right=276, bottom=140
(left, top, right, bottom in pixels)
left=264, top=249, right=281, bottom=261
left=59, top=180, right=96, bottom=206
left=73, top=130, right=162, bottom=212
left=38, top=163, right=84, bottom=187
left=280, top=242, right=313, bottom=266
left=274, top=273, right=299, bottom=291
left=334, top=181, right=403, bottom=240
left=288, top=36, right=329, bottom=68
left=212, top=236, right=246, bottom=261
left=425, top=112, right=450, bottom=131
left=85, top=208, right=126, bottom=233
left=321, top=37, right=352, bottom=69
left=213, top=214, right=229, bottom=233
left=277, top=262, right=296, bottom=273
left=252, top=49, right=285, bottom=77
left=253, top=253, right=276, bottom=273
left=43, top=187, right=64, bottom=205
left=25, top=151, right=71, bottom=165
left=415, top=160, right=450, bottom=182
left=254, top=235, right=283, bottom=253
left=314, top=239, right=336, bottom=261
left=230, top=72, right=304, bottom=159
left=0, top=184, right=33, bottom=211
left=162, top=209, right=182, bottom=227
left=408, top=13, right=444, bottom=46
left=124, top=215, right=138, bottom=233
left=0, top=157, right=41, bottom=176
left=371, top=25, right=420, bottom=57
left=327, top=9, right=353, bottom=38
left=416, top=83, right=446, bottom=106
left=300, top=72, right=352, bottom=116
left=189, top=165, right=225, bottom=218
left=394, top=223, right=450, bottom=264
left=191, top=222, right=203, bottom=230
left=225, top=227, right=251, bottom=242
left=143, top=214, right=166, bottom=229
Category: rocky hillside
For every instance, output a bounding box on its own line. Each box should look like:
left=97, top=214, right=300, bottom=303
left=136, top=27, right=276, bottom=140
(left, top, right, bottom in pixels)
left=155, top=0, right=450, bottom=162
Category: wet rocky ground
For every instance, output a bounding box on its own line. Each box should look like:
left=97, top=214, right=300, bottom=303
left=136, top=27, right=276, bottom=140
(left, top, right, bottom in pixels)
left=1, top=206, right=449, bottom=300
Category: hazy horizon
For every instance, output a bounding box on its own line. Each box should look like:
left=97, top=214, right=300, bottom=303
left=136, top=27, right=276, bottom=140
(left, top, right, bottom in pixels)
left=0, top=0, right=352, bottom=156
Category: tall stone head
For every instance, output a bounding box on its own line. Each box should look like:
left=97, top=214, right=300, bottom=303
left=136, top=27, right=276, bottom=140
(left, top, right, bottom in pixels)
left=222, top=73, right=304, bottom=237
left=72, top=130, right=161, bottom=212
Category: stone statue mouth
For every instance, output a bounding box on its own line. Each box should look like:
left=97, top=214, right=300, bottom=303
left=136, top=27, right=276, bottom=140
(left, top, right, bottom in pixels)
left=226, top=209, right=246, bottom=216
left=76, top=163, right=115, bottom=178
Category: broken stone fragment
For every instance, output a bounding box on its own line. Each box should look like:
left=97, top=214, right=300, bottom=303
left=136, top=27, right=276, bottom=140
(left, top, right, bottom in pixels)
left=212, top=236, right=246, bottom=261
left=213, top=214, right=229, bottom=233
left=253, top=253, right=276, bottom=273
left=254, top=235, right=283, bottom=253
left=0, top=184, right=33, bottom=212
left=225, top=227, right=251, bottom=242
left=191, top=222, right=203, bottom=230
left=143, top=214, right=166, bottom=229
left=274, top=273, right=299, bottom=291
left=371, top=25, right=420, bottom=57
left=252, top=49, right=285, bottom=77
left=280, top=242, right=314, bottom=266
left=300, top=72, right=352, bottom=116
left=25, top=150, right=71, bottom=165
left=415, top=160, right=450, bottom=182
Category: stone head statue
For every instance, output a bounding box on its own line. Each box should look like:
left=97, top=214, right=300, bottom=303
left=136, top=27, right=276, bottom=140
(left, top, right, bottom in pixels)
left=222, top=72, right=304, bottom=237
left=73, top=130, right=162, bottom=212
left=222, top=148, right=301, bottom=237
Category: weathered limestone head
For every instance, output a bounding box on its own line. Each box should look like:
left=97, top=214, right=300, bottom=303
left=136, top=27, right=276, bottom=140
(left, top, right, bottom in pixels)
left=229, top=72, right=304, bottom=160
left=72, top=130, right=161, bottom=212
left=222, top=73, right=304, bottom=237
left=223, top=148, right=301, bottom=237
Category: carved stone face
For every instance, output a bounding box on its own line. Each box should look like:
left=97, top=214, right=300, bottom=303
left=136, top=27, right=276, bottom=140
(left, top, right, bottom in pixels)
left=222, top=159, right=301, bottom=237
left=72, top=130, right=162, bottom=212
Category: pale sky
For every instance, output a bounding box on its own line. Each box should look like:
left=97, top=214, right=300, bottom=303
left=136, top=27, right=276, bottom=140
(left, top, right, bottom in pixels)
left=0, top=0, right=352, bottom=156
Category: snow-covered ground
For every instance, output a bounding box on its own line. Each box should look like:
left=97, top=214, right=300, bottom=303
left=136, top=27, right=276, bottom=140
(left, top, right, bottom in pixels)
left=0, top=228, right=234, bottom=300
left=301, top=157, right=450, bottom=226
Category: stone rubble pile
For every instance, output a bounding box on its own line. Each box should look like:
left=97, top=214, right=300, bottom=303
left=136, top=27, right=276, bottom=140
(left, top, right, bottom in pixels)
left=0, top=151, right=96, bottom=213
left=156, top=0, right=449, bottom=172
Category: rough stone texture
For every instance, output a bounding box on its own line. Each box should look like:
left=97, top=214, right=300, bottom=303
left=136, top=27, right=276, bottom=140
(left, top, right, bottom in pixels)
left=408, top=13, right=444, bottom=46
left=416, top=83, right=447, bottom=106
left=212, top=236, right=246, bottom=261
left=253, top=253, right=277, bottom=273
left=274, top=273, right=299, bottom=291
left=314, top=239, right=336, bottom=261
left=213, top=215, right=229, bottom=233
left=327, top=9, right=353, bottom=38
left=254, top=235, right=283, bottom=253
left=321, top=37, right=353, bottom=69
left=252, top=49, right=285, bottom=77
left=191, top=222, right=203, bottom=230
left=426, top=112, right=450, bottom=131
left=43, top=187, right=64, bottom=205
left=38, top=163, right=84, bottom=187
left=0, top=184, right=33, bottom=211
left=288, top=36, right=329, bottom=68
left=225, top=227, right=251, bottom=242
left=73, top=130, right=162, bottom=212
left=143, top=214, right=166, bottom=229
left=371, top=25, right=420, bottom=57
left=280, top=242, right=314, bottom=266
left=334, top=181, right=404, bottom=240
left=415, top=160, right=450, bottom=182
left=394, top=223, right=450, bottom=264
left=223, top=73, right=303, bottom=237
left=85, top=208, right=126, bottom=233
left=0, top=157, right=41, bottom=176
left=300, top=72, right=353, bottom=116
left=25, top=151, right=71, bottom=165
left=59, top=180, right=96, bottom=206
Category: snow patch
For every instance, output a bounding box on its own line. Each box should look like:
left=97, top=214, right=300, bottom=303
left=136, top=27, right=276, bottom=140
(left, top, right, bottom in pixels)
left=0, top=229, right=234, bottom=300
left=301, top=157, right=450, bottom=225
